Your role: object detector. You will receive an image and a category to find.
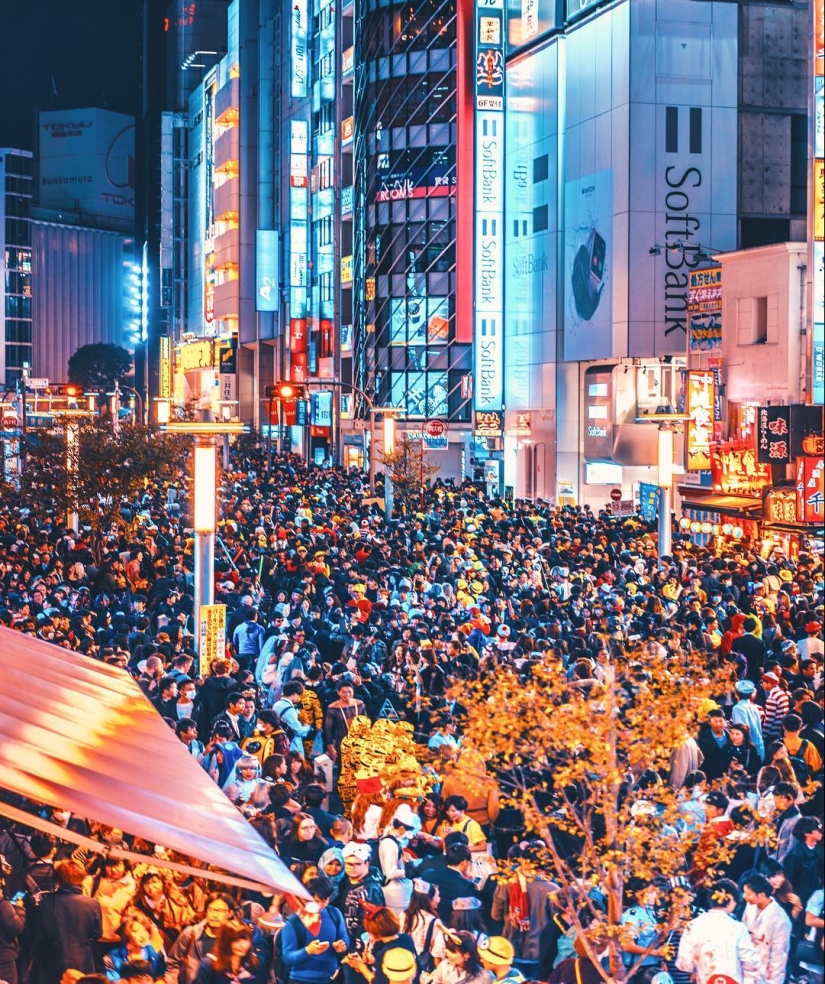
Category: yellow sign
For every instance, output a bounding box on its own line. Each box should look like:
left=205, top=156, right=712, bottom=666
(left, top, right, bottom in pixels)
left=159, top=337, right=172, bottom=399
left=199, top=604, right=226, bottom=676
left=341, top=254, right=353, bottom=284
left=180, top=340, right=214, bottom=371
left=558, top=480, right=577, bottom=508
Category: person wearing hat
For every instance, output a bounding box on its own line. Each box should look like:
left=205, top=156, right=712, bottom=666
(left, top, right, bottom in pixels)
left=380, top=947, right=417, bottom=984
left=761, top=673, right=790, bottom=744
left=799, top=621, right=824, bottom=661
left=422, top=929, right=490, bottom=984
left=378, top=803, right=420, bottom=917
left=339, top=842, right=385, bottom=961
left=731, top=679, right=765, bottom=763
left=477, top=937, right=522, bottom=984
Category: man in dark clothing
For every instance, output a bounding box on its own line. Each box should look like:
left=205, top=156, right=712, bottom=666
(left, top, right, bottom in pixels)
left=338, top=842, right=385, bottom=966
left=425, top=844, right=480, bottom=925
left=195, top=659, right=237, bottom=737
left=150, top=676, right=180, bottom=720
left=32, top=860, right=102, bottom=984
left=697, top=708, right=735, bottom=781
left=0, top=853, right=26, bottom=984
left=732, top=617, right=766, bottom=681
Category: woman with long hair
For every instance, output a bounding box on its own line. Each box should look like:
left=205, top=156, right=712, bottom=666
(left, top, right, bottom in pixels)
left=760, top=858, right=804, bottom=924
left=402, top=878, right=446, bottom=970
left=414, top=793, right=444, bottom=857
left=765, top=741, right=799, bottom=787
left=756, top=764, right=783, bottom=817
left=278, top=812, right=329, bottom=869
left=728, top=723, right=761, bottom=777
left=424, top=930, right=489, bottom=984
left=285, top=750, right=314, bottom=794
left=103, top=914, right=164, bottom=981
left=343, top=907, right=417, bottom=984
left=193, top=920, right=264, bottom=984
left=450, top=898, right=487, bottom=943
left=352, top=787, right=386, bottom=843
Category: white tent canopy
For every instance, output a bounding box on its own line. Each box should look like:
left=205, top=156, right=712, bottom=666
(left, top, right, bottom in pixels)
left=0, top=627, right=308, bottom=898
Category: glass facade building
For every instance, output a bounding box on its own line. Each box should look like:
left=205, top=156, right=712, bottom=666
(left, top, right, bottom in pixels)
left=352, top=0, right=471, bottom=423
left=0, top=150, right=33, bottom=388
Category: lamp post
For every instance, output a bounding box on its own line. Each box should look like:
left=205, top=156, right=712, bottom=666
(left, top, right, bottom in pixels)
left=382, top=411, right=397, bottom=520
left=635, top=410, right=688, bottom=569
left=162, top=415, right=248, bottom=669
left=53, top=408, right=96, bottom=533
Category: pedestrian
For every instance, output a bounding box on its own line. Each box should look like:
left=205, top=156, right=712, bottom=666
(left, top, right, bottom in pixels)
left=32, top=860, right=103, bottom=984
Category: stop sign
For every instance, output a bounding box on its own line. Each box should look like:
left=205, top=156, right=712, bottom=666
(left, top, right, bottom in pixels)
left=424, top=419, right=446, bottom=437
left=610, top=488, right=622, bottom=501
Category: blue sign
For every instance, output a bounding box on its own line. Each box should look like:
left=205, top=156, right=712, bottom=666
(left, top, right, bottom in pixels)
left=638, top=483, right=660, bottom=522
left=256, top=230, right=279, bottom=312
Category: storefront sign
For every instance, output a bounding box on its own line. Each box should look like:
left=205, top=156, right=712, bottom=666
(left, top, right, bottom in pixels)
left=179, top=340, right=214, bottom=371
left=710, top=443, right=771, bottom=496
left=796, top=457, right=825, bottom=522
left=757, top=406, right=792, bottom=464
left=311, top=391, right=333, bottom=427
left=686, top=370, right=716, bottom=471
left=199, top=604, right=226, bottom=675
left=341, top=117, right=354, bottom=146
left=475, top=410, right=504, bottom=437
left=291, top=0, right=309, bottom=98
left=764, top=487, right=798, bottom=525
left=688, top=268, right=722, bottom=352
left=583, top=366, right=614, bottom=462
left=341, top=254, right=353, bottom=284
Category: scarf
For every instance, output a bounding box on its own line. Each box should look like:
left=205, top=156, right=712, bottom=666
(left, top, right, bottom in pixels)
left=508, top=876, right=531, bottom=932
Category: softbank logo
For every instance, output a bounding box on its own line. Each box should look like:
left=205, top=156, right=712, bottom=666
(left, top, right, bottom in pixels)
left=513, top=252, right=548, bottom=276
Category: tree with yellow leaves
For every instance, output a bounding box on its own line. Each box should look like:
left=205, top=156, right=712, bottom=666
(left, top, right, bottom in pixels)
left=447, top=655, right=774, bottom=984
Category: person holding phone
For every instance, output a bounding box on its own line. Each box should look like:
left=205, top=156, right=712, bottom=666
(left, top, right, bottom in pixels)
left=0, top=853, right=26, bottom=984
left=279, top=875, right=349, bottom=984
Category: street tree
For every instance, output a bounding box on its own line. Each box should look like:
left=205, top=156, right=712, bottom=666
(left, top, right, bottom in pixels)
left=447, top=657, right=774, bottom=984
left=67, top=343, right=133, bottom=392
left=382, top=434, right=440, bottom=513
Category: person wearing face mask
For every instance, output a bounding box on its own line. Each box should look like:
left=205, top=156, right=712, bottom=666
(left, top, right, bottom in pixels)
left=378, top=804, right=421, bottom=918
left=176, top=680, right=200, bottom=721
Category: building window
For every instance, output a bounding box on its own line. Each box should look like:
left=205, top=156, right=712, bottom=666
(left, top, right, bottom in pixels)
left=533, top=204, right=548, bottom=233
left=533, top=154, right=548, bottom=183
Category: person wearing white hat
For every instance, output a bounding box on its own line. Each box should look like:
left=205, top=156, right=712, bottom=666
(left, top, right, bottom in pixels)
left=378, top=804, right=420, bottom=917
left=731, top=679, right=765, bottom=763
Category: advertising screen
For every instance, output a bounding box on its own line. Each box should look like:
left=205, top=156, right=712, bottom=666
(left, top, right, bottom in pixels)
left=563, top=169, right=613, bottom=362
left=506, top=0, right=558, bottom=52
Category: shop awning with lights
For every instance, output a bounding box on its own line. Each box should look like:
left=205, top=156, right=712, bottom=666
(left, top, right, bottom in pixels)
left=676, top=487, right=763, bottom=519
left=0, top=627, right=309, bottom=899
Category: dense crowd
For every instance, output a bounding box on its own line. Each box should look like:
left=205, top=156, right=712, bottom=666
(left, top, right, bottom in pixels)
left=0, top=447, right=823, bottom=984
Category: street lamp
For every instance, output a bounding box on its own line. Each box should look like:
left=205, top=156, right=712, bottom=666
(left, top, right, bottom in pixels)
left=162, top=414, right=248, bottom=669
left=374, top=407, right=403, bottom=520
left=635, top=410, right=688, bottom=568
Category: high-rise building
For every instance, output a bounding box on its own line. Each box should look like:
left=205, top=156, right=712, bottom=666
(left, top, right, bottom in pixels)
left=0, top=150, right=34, bottom=389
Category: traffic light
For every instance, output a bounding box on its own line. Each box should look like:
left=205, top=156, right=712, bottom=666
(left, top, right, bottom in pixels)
left=46, top=384, right=84, bottom=408
left=266, top=382, right=305, bottom=400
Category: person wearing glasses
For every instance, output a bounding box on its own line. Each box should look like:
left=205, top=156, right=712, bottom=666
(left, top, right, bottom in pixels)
left=164, top=893, right=235, bottom=984
left=278, top=813, right=331, bottom=870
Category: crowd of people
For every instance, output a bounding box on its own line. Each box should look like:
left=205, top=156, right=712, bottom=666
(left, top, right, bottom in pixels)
left=0, top=445, right=823, bottom=984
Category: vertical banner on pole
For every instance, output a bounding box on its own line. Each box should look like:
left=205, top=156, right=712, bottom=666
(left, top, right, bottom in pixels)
left=199, top=604, right=227, bottom=677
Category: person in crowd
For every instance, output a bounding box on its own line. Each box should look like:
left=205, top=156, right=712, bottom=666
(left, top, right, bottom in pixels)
left=103, top=913, right=165, bottom=981
left=742, top=872, right=793, bottom=984
left=0, top=853, right=26, bottom=984
left=279, top=876, right=349, bottom=984
left=164, top=893, right=236, bottom=984
left=193, top=919, right=266, bottom=984
left=32, top=860, right=103, bottom=984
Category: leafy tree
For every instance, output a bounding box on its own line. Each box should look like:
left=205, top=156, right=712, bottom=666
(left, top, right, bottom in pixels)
left=382, top=434, right=440, bottom=513
left=67, top=343, right=133, bottom=391
left=447, top=658, right=773, bottom=984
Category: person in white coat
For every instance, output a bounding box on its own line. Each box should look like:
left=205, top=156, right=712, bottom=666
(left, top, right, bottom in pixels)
left=741, top=873, right=792, bottom=984
left=677, top=879, right=766, bottom=984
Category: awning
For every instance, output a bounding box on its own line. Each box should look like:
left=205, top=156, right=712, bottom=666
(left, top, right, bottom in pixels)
left=0, top=627, right=309, bottom=899
left=677, top=488, right=763, bottom=518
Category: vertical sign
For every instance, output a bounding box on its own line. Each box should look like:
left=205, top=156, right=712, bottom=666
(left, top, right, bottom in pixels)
left=813, top=0, right=824, bottom=401
left=199, top=604, right=226, bottom=676
left=291, top=0, right=309, bottom=97
left=290, top=121, right=309, bottom=384
left=685, top=370, right=716, bottom=471
left=688, top=268, right=722, bottom=352
left=473, top=0, right=506, bottom=430
left=797, top=457, right=825, bottom=522
left=256, top=230, right=279, bottom=311
left=159, top=336, right=172, bottom=399
left=757, top=406, right=792, bottom=464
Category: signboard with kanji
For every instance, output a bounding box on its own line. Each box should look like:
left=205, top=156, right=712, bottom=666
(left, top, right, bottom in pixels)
left=710, top=443, right=771, bottom=496
left=198, top=604, right=226, bottom=676
left=686, top=371, right=716, bottom=471
left=757, top=406, right=792, bottom=464
left=796, top=457, right=825, bottom=523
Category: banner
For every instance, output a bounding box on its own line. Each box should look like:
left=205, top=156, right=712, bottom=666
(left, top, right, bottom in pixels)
left=638, top=482, right=660, bottom=522
left=685, top=370, right=715, bottom=471
left=796, top=457, right=825, bottom=522
left=688, top=268, right=722, bottom=352
left=198, top=604, right=226, bottom=676
left=710, top=443, right=771, bottom=496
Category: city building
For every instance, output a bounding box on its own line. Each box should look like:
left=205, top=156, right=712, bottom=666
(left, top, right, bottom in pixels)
left=0, top=149, right=34, bottom=390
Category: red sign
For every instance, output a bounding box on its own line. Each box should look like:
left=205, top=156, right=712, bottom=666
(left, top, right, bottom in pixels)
left=610, top=488, right=622, bottom=501
left=1, top=416, right=18, bottom=429
left=424, top=419, right=447, bottom=438
left=290, top=318, right=307, bottom=354
left=291, top=352, right=307, bottom=382
left=710, top=442, right=771, bottom=496
left=796, top=457, right=825, bottom=523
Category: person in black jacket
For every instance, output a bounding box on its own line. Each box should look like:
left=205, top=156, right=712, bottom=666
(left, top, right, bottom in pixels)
left=697, top=709, right=735, bottom=781
left=0, top=853, right=26, bottom=984
left=32, top=860, right=102, bottom=984
left=424, top=844, right=480, bottom=926
left=732, top=617, right=767, bottom=681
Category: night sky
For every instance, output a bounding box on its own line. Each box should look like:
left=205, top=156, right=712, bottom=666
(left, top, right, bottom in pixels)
left=0, top=0, right=140, bottom=150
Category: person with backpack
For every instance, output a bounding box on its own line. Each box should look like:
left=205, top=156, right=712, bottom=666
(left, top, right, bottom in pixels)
left=782, top=713, right=822, bottom=786
left=277, top=876, right=349, bottom=984
left=272, top=682, right=312, bottom=754
left=401, top=879, right=447, bottom=975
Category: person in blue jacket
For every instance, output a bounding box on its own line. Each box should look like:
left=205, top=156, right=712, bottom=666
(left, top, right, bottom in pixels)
left=280, top=876, right=350, bottom=984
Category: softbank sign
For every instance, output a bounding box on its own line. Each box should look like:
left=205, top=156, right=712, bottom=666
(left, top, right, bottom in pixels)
left=474, top=0, right=506, bottom=417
